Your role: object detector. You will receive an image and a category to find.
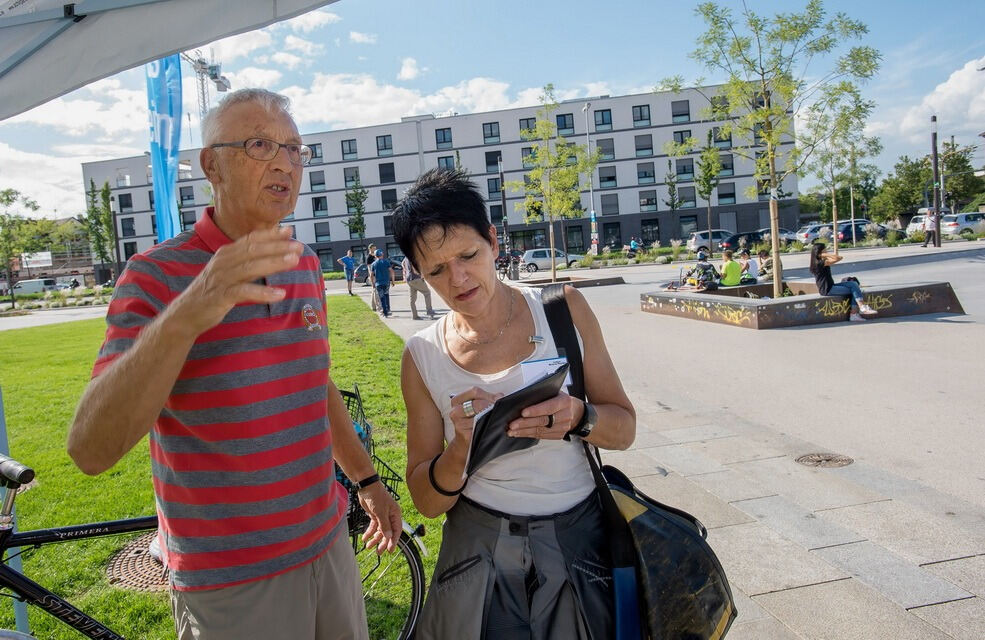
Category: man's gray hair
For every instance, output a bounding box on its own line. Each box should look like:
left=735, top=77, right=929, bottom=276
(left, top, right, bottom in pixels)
left=201, top=88, right=292, bottom=146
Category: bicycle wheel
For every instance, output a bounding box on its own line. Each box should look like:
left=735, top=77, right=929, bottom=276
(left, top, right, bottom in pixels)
left=355, top=532, right=425, bottom=640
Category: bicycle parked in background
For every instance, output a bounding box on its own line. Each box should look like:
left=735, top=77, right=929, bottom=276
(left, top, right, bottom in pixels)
left=0, top=384, right=426, bottom=640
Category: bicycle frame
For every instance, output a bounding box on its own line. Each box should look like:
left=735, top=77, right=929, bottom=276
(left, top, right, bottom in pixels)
left=0, top=515, right=158, bottom=640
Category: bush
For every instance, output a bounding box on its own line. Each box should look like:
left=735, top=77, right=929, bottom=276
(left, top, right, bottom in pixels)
left=910, top=230, right=926, bottom=244
left=661, top=255, right=673, bottom=264
left=785, top=241, right=805, bottom=253
left=886, top=231, right=902, bottom=247
left=611, top=258, right=629, bottom=266
left=670, top=239, right=683, bottom=262
left=579, top=254, right=595, bottom=268
left=654, top=247, right=673, bottom=256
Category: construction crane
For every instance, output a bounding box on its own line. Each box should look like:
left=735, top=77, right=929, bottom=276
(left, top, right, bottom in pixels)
left=180, top=50, right=231, bottom=122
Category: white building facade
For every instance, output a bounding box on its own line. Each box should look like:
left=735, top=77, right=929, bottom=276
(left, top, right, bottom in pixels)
left=81, top=86, right=799, bottom=271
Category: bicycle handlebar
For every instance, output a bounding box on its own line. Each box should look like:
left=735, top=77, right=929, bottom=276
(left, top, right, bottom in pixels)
left=0, top=454, right=35, bottom=486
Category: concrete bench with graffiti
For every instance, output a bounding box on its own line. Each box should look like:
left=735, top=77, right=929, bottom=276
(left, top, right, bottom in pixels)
left=639, top=281, right=964, bottom=329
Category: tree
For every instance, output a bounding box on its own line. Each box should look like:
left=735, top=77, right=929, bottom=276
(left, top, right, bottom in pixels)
left=0, top=188, right=41, bottom=305
left=940, top=142, right=984, bottom=210
left=665, top=0, right=880, bottom=296
left=505, top=84, right=599, bottom=281
left=694, top=133, right=722, bottom=257
left=868, top=156, right=927, bottom=220
left=82, top=179, right=116, bottom=279
left=662, top=160, right=683, bottom=215
left=842, top=132, right=882, bottom=234
left=343, top=174, right=368, bottom=244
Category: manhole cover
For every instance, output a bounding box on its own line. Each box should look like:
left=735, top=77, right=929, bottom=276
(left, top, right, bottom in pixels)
left=795, top=453, right=854, bottom=468
left=106, top=531, right=169, bottom=592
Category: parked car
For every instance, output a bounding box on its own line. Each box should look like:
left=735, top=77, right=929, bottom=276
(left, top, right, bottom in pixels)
left=353, top=255, right=405, bottom=284
left=519, top=248, right=584, bottom=272
left=905, top=215, right=925, bottom=237
left=941, top=212, right=985, bottom=237
left=718, top=231, right=765, bottom=252
left=11, top=278, right=58, bottom=294
left=795, top=223, right=833, bottom=245
left=836, top=220, right=880, bottom=243
left=686, top=229, right=731, bottom=253
left=756, top=227, right=797, bottom=243
left=495, top=249, right=522, bottom=270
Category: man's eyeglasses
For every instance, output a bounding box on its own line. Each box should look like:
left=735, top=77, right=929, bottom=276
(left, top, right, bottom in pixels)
left=209, top=138, right=312, bottom=166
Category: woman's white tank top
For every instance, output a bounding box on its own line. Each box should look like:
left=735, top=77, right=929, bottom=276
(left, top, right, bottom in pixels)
left=405, top=286, right=594, bottom=516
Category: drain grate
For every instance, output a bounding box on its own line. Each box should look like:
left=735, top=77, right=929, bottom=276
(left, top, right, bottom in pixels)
left=795, top=453, right=854, bottom=468
left=106, top=531, right=169, bottom=592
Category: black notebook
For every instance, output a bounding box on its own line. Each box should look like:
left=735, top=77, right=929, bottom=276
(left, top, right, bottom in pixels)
left=464, top=362, right=570, bottom=477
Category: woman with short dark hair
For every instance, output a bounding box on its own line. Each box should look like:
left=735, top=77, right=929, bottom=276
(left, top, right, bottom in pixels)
left=809, top=243, right=876, bottom=321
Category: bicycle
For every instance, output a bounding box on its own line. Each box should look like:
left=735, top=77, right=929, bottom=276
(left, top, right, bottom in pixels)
left=0, top=383, right=426, bottom=640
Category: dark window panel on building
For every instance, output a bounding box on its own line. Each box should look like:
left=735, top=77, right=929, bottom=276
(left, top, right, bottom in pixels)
left=376, top=135, right=393, bottom=156
left=599, top=166, right=617, bottom=189
left=435, top=127, right=453, bottom=149
left=672, top=130, right=692, bottom=146
left=181, top=209, right=196, bottom=231
left=485, top=150, right=502, bottom=174
left=641, top=219, right=660, bottom=245
left=438, top=156, right=455, bottom=169
left=603, top=222, right=622, bottom=248
left=317, top=248, right=333, bottom=271
left=179, top=186, right=195, bottom=204
left=594, top=109, right=612, bottom=132
left=148, top=190, right=154, bottom=210
left=483, top=122, right=500, bottom=144
left=310, top=170, right=326, bottom=191
left=118, top=193, right=133, bottom=212
left=341, top=139, right=357, bottom=160
left=711, top=95, right=729, bottom=114
left=597, top=138, right=615, bottom=161
left=381, top=188, right=397, bottom=212
left=151, top=214, right=157, bottom=235
left=713, top=127, right=731, bottom=149
left=556, top=113, right=574, bottom=135
left=312, top=196, right=328, bottom=216
left=719, top=154, right=734, bottom=176
left=637, top=162, right=655, bottom=185
left=383, top=215, right=394, bottom=236
left=487, top=177, right=501, bottom=197
left=314, top=222, right=332, bottom=243
left=632, top=104, right=650, bottom=127
left=671, top=100, right=690, bottom=123
left=386, top=242, right=401, bottom=257
left=489, top=204, right=503, bottom=224
left=676, top=158, right=694, bottom=182
left=634, top=134, right=653, bottom=157
left=679, top=215, right=698, bottom=238
left=521, top=147, right=535, bottom=168
left=344, top=166, right=360, bottom=187
left=566, top=226, right=585, bottom=254
left=678, top=186, right=697, bottom=208
left=309, top=143, right=323, bottom=161
left=120, top=217, right=135, bottom=237
left=379, top=162, right=395, bottom=184
left=519, top=117, right=535, bottom=132
left=600, top=193, right=619, bottom=215
left=718, top=182, right=736, bottom=205
left=124, top=241, right=137, bottom=260
left=639, top=190, right=658, bottom=212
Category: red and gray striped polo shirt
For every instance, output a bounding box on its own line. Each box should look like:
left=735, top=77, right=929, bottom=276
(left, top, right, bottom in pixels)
left=92, top=208, right=347, bottom=591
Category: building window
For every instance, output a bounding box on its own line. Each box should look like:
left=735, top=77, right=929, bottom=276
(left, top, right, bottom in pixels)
left=597, top=138, right=615, bottom=161
left=309, top=143, right=323, bottom=162
left=120, top=217, right=135, bottom=237
left=435, top=127, right=453, bottom=150
left=487, top=177, right=501, bottom=197
left=637, top=162, right=655, bottom=185
left=344, top=166, right=360, bottom=188
left=679, top=215, right=698, bottom=238
left=754, top=123, right=765, bottom=145
left=310, top=170, right=326, bottom=191
left=566, top=226, right=585, bottom=254
left=124, top=241, right=137, bottom=260
left=485, top=150, right=502, bottom=174
left=521, top=147, right=535, bottom=168
left=634, top=134, right=653, bottom=157
left=179, top=186, right=195, bottom=204
left=379, top=162, right=395, bottom=184
left=719, top=154, right=734, bottom=177
left=718, top=182, right=736, bottom=205
left=679, top=186, right=696, bottom=208
left=341, top=139, right=357, bottom=160
left=556, top=113, right=574, bottom=136
left=671, top=100, right=690, bottom=123
left=117, top=193, right=133, bottom=212
left=713, top=127, right=731, bottom=149
left=711, top=95, right=729, bottom=114
left=519, top=117, right=536, bottom=133
left=312, top=196, right=328, bottom=216
left=438, top=156, right=455, bottom=170
left=314, top=222, right=332, bottom=243
left=181, top=209, right=196, bottom=231
left=384, top=215, right=394, bottom=236
left=599, top=166, right=617, bottom=189
left=673, top=130, right=692, bottom=146
left=639, top=190, right=658, bottom=213
left=376, top=135, right=393, bottom=156
left=148, top=190, right=154, bottom=210
left=317, top=248, right=333, bottom=271
left=151, top=215, right=157, bottom=235
left=758, top=180, right=771, bottom=201
left=483, top=122, right=500, bottom=144
left=600, top=194, right=619, bottom=216
left=676, top=158, right=694, bottom=182
left=116, top=171, right=131, bottom=187
left=489, top=204, right=503, bottom=224
left=178, top=160, right=193, bottom=180
left=641, top=219, right=660, bottom=245
left=603, top=222, right=622, bottom=248
left=632, top=104, right=650, bottom=127
left=348, top=221, right=361, bottom=237
left=594, top=109, right=612, bottom=132
left=381, top=188, right=397, bottom=212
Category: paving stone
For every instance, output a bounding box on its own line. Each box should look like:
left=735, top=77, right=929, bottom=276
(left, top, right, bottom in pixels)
left=813, top=541, right=972, bottom=609
left=640, top=443, right=726, bottom=476
left=707, top=522, right=846, bottom=596
left=659, top=423, right=735, bottom=443
left=598, top=449, right=667, bottom=478
left=732, top=495, right=864, bottom=550
left=730, top=586, right=770, bottom=624
left=753, top=578, right=954, bottom=640
left=725, top=617, right=802, bottom=640
left=632, top=472, right=754, bottom=530
left=629, top=430, right=673, bottom=449
left=688, top=436, right=787, bottom=465
left=910, top=596, right=985, bottom=640
left=820, top=500, right=985, bottom=565
left=728, top=456, right=887, bottom=511
left=689, top=469, right=774, bottom=504
left=923, top=555, right=985, bottom=597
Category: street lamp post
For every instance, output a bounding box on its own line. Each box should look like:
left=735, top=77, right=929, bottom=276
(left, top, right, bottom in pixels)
left=109, top=197, right=123, bottom=282
left=931, top=116, right=942, bottom=247
left=582, top=102, right=598, bottom=255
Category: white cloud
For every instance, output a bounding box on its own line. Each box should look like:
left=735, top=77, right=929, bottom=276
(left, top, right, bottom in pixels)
left=283, top=9, right=341, bottom=33
left=349, top=31, right=378, bottom=45
left=397, top=57, right=426, bottom=81
left=4, top=85, right=147, bottom=137
left=225, top=67, right=284, bottom=90
left=0, top=143, right=120, bottom=216
left=271, top=52, right=304, bottom=71
left=205, top=31, right=273, bottom=62
left=284, top=35, right=325, bottom=57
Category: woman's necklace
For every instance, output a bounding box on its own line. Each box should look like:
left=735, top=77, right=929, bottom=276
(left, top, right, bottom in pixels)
left=453, top=288, right=515, bottom=346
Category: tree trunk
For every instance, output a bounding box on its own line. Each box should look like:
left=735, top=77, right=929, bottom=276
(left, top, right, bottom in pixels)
left=831, top=185, right=839, bottom=255
left=706, top=201, right=714, bottom=260
left=849, top=183, right=857, bottom=246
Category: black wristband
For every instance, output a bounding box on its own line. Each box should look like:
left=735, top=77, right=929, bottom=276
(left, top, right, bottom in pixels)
left=354, top=473, right=380, bottom=491
left=428, top=454, right=466, bottom=497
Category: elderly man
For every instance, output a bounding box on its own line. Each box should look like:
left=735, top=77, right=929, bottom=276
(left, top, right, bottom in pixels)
left=67, top=88, right=399, bottom=640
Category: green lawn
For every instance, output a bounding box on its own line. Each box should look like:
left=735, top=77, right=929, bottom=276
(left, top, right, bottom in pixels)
left=0, top=295, right=439, bottom=639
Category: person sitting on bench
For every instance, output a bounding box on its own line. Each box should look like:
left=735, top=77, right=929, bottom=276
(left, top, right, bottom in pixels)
left=809, top=243, right=877, bottom=322
left=677, top=250, right=720, bottom=291
left=719, top=250, right=743, bottom=287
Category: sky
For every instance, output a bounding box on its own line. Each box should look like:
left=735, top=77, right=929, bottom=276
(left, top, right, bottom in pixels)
left=1, top=0, right=984, bottom=218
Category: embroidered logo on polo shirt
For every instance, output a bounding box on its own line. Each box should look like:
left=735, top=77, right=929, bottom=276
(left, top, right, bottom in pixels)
left=301, top=304, right=322, bottom=332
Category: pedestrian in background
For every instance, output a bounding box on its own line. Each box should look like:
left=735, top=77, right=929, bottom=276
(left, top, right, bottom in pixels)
left=402, top=255, right=436, bottom=320
left=366, top=243, right=379, bottom=311
left=370, top=249, right=394, bottom=317
left=922, top=209, right=939, bottom=247
left=338, top=249, right=356, bottom=296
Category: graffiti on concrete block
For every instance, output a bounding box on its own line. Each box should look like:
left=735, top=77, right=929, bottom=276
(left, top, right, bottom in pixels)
left=815, top=299, right=850, bottom=317
left=867, top=294, right=894, bottom=311
left=678, top=298, right=711, bottom=319
left=712, top=303, right=752, bottom=326
left=908, top=290, right=931, bottom=304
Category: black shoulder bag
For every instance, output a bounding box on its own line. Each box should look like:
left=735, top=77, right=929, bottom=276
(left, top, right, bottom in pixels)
left=542, top=284, right=737, bottom=640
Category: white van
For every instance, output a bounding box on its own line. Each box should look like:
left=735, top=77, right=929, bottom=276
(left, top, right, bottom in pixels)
left=12, top=278, right=58, bottom=295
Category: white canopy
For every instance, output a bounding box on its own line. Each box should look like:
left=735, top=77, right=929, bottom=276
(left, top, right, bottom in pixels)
left=0, top=0, right=340, bottom=121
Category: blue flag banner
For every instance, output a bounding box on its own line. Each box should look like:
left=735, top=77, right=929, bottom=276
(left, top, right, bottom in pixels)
left=146, top=55, right=183, bottom=243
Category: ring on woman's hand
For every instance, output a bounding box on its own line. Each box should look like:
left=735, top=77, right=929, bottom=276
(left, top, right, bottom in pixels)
left=462, top=399, right=476, bottom=418
left=546, top=414, right=554, bottom=429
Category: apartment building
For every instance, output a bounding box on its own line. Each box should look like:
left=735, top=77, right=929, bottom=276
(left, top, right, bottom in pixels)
left=81, top=85, right=799, bottom=271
